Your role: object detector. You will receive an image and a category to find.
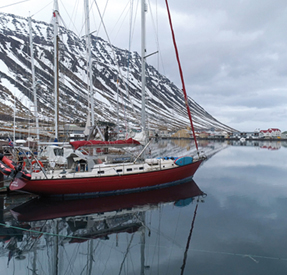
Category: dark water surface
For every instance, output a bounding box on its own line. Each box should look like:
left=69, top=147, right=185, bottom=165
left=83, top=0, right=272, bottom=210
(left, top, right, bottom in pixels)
left=0, top=140, right=287, bottom=274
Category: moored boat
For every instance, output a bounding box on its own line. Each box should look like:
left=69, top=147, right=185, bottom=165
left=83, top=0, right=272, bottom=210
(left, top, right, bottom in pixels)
left=1, top=0, right=206, bottom=197
left=8, top=142, right=203, bottom=197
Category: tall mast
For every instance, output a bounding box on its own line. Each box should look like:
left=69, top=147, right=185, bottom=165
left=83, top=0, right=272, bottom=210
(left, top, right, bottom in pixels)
left=28, top=16, right=40, bottom=142
left=141, top=0, right=147, bottom=135
left=84, top=0, right=94, bottom=127
left=165, top=0, right=199, bottom=153
left=53, top=0, right=60, bottom=140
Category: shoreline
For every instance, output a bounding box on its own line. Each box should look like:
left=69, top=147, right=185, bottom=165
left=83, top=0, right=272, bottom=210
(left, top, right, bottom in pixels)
left=160, top=137, right=287, bottom=141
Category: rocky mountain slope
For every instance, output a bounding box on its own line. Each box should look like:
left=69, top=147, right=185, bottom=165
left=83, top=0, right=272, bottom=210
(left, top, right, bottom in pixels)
left=0, top=13, right=236, bottom=133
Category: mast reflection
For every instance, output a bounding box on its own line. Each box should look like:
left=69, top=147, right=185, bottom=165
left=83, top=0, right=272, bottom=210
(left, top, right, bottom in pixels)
left=0, top=180, right=207, bottom=274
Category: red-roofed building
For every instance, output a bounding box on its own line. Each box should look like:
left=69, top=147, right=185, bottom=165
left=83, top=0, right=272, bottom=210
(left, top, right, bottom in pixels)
left=259, top=128, right=281, bottom=139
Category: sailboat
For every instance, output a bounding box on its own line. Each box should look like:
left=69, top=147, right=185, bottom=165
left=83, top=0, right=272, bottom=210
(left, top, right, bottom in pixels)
left=2, top=0, right=205, bottom=197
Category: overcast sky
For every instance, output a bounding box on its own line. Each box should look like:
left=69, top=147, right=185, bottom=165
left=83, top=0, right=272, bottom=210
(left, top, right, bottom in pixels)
left=2, top=0, right=287, bottom=132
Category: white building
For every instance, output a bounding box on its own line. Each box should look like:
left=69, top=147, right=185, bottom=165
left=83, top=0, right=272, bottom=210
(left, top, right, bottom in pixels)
left=259, top=128, right=281, bottom=139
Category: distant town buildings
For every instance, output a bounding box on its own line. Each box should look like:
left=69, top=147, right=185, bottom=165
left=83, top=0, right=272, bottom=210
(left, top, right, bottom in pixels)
left=153, top=127, right=284, bottom=140
left=0, top=121, right=285, bottom=141
left=259, top=128, right=281, bottom=139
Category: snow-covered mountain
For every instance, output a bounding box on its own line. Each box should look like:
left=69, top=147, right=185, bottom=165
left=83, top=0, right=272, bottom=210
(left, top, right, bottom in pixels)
left=0, top=12, right=236, bottom=133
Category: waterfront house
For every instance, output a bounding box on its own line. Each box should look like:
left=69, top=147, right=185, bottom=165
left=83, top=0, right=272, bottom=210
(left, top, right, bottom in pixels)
left=172, top=128, right=191, bottom=139
left=259, top=128, right=281, bottom=139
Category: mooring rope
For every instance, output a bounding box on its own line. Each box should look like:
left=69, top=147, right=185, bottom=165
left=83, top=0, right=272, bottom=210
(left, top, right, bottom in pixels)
left=0, top=222, right=92, bottom=242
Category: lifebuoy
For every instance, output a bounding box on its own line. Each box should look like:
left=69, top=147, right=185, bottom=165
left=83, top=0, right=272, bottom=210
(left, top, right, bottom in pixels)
left=31, top=160, right=44, bottom=173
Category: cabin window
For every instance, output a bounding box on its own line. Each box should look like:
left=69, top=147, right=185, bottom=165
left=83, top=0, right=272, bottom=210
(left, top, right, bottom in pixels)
left=54, top=148, right=64, bottom=156
left=98, top=170, right=105, bottom=174
left=93, top=159, right=103, bottom=164
left=116, top=169, right=122, bottom=173
left=139, top=167, right=144, bottom=170
left=126, top=168, right=132, bottom=172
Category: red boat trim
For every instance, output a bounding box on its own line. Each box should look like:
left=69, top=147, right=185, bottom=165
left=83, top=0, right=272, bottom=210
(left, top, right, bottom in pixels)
left=165, top=0, right=199, bottom=152
left=70, top=138, right=141, bottom=150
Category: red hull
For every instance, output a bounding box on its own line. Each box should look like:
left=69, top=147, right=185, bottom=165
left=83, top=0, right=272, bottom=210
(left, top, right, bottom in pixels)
left=10, top=159, right=203, bottom=197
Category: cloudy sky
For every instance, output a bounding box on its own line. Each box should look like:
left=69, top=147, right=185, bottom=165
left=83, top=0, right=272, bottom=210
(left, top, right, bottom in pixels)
left=1, top=0, right=287, bottom=132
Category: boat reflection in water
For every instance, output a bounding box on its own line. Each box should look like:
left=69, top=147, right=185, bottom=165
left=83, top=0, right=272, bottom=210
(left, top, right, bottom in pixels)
left=1, top=180, right=206, bottom=274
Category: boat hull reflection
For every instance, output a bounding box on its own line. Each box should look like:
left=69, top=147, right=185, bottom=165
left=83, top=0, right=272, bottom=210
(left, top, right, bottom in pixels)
left=11, top=180, right=205, bottom=222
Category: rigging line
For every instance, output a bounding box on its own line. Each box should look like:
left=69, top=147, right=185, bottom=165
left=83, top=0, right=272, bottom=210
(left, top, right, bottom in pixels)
left=61, top=244, right=79, bottom=275
left=118, top=233, right=135, bottom=275
left=129, top=0, right=139, bottom=45
left=164, top=0, right=199, bottom=153
left=93, top=0, right=142, bottom=125
left=189, top=248, right=287, bottom=262
left=155, top=0, right=159, bottom=76
left=0, top=0, right=29, bottom=9
left=97, top=0, right=109, bottom=35
left=128, top=0, right=134, bottom=49
left=29, top=1, right=53, bottom=18
left=147, top=0, right=160, bottom=54
left=79, top=255, right=88, bottom=275
left=91, top=238, right=101, bottom=255
left=60, top=0, right=81, bottom=35
left=101, top=237, right=117, bottom=274
left=59, top=1, right=89, bottom=100
left=128, top=247, right=136, bottom=275
left=109, top=1, right=130, bottom=38
left=148, top=0, right=166, bottom=84
left=89, top=233, right=130, bottom=254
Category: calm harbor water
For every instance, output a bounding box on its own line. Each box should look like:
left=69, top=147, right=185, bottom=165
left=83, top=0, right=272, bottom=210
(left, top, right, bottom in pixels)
left=0, top=139, right=287, bottom=274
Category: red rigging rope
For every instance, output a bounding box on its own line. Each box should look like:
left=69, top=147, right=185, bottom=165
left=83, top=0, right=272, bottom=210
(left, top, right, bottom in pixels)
left=165, top=0, right=199, bottom=152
